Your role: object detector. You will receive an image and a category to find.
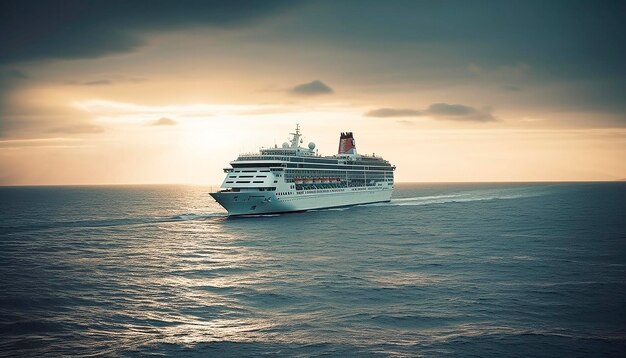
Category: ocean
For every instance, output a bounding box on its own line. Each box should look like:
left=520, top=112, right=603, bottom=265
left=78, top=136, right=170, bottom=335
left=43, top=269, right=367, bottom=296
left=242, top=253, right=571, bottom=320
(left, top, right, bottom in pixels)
left=0, top=182, right=625, bottom=357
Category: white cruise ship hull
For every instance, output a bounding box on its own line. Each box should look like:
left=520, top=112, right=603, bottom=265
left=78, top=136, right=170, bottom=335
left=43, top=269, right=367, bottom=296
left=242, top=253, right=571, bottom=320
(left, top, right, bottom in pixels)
left=211, top=186, right=392, bottom=216
left=210, top=126, right=396, bottom=216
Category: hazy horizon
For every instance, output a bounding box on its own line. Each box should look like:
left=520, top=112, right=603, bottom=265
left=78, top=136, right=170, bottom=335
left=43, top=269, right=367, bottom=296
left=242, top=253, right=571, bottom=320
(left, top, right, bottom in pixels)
left=2, top=179, right=625, bottom=188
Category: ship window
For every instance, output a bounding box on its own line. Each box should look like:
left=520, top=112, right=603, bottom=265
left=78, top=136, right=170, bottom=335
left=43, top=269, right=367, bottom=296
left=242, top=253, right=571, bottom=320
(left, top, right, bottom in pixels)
left=233, top=163, right=274, bottom=168
left=253, top=181, right=263, bottom=183
left=236, top=181, right=250, bottom=183
left=239, top=175, right=254, bottom=178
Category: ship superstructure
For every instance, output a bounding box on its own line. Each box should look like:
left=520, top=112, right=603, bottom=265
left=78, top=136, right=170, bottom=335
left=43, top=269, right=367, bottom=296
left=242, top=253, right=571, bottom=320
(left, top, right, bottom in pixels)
left=210, top=125, right=395, bottom=216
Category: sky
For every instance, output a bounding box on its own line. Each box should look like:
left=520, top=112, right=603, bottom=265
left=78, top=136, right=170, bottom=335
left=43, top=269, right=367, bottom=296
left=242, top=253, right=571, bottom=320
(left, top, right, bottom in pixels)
left=1, top=0, right=625, bottom=185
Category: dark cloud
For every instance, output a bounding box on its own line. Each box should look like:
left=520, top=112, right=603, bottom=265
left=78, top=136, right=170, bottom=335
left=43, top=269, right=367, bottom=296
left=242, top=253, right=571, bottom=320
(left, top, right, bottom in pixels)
left=0, top=0, right=299, bottom=64
left=427, top=103, right=496, bottom=122
left=365, top=103, right=497, bottom=122
left=152, top=117, right=177, bottom=126
left=290, top=80, right=333, bottom=96
left=282, top=1, right=626, bottom=78
left=427, top=103, right=473, bottom=116
left=2, top=0, right=625, bottom=125
left=276, top=0, right=626, bottom=114
left=83, top=80, right=113, bottom=86
left=364, top=108, right=422, bottom=117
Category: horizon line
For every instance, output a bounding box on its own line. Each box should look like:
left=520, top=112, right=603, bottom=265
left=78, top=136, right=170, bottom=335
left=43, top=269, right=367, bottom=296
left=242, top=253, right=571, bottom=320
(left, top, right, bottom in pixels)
left=1, top=179, right=624, bottom=188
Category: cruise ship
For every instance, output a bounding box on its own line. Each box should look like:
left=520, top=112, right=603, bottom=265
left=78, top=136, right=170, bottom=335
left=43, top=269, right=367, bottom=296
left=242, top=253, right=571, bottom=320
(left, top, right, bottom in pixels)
left=210, top=125, right=396, bottom=216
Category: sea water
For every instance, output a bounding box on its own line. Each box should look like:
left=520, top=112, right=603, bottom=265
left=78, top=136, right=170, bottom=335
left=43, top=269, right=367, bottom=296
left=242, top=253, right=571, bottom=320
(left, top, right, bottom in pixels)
left=1, top=183, right=625, bottom=356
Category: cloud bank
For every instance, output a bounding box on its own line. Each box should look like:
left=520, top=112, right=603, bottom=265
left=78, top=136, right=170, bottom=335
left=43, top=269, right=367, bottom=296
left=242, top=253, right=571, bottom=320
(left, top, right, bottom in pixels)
left=365, top=103, right=497, bottom=122
left=364, top=108, right=423, bottom=118
left=0, top=0, right=299, bottom=64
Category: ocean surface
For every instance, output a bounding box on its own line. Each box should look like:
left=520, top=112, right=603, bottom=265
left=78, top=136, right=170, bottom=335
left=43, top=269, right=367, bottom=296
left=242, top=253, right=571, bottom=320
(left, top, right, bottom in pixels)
left=0, top=182, right=625, bottom=357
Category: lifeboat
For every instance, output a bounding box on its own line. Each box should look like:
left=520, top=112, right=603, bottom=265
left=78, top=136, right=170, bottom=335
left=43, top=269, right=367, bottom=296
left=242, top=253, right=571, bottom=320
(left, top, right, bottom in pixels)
left=294, top=177, right=303, bottom=184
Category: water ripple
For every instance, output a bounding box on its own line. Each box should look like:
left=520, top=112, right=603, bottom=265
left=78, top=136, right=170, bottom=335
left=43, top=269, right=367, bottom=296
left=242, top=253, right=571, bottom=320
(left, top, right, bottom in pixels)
left=1, top=183, right=625, bottom=356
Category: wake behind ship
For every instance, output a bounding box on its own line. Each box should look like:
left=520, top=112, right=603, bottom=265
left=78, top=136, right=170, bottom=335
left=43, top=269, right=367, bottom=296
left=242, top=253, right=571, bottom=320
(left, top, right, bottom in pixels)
left=210, top=125, right=396, bottom=216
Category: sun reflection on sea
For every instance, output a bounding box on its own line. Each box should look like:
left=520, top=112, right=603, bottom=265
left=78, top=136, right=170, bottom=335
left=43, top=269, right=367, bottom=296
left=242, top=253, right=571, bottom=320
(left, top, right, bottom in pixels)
left=106, top=211, right=293, bottom=347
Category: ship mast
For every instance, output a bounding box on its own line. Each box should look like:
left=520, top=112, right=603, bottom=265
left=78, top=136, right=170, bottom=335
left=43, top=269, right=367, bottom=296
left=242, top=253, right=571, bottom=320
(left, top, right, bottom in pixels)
left=289, top=123, right=302, bottom=148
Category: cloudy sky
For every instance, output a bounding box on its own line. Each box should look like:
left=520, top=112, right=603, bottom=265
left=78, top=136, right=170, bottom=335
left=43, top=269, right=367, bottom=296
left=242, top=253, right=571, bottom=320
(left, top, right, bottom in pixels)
left=1, top=0, right=625, bottom=185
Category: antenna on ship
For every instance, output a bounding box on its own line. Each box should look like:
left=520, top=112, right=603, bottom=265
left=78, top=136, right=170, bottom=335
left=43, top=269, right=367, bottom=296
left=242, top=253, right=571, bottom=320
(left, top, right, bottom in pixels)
left=289, top=123, right=302, bottom=148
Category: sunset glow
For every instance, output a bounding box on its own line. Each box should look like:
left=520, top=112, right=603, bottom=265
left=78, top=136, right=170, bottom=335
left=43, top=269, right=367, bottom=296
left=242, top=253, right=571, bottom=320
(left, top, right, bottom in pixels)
left=1, top=1, right=625, bottom=185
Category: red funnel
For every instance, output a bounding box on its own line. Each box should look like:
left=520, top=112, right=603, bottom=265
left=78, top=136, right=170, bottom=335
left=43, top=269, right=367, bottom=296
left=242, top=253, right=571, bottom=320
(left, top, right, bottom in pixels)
left=338, top=132, right=356, bottom=154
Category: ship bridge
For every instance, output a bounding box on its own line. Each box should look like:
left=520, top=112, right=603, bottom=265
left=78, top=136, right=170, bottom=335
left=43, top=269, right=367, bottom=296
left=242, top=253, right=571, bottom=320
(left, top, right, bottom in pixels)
left=244, top=123, right=318, bottom=158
